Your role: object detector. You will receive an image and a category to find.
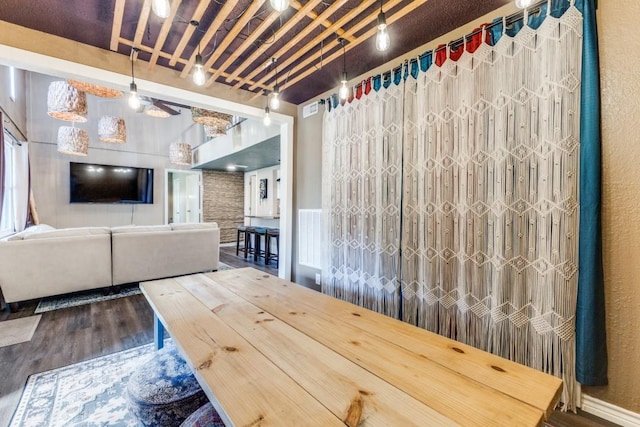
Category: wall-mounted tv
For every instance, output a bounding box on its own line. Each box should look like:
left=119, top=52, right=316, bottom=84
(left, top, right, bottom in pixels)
left=70, top=162, right=154, bottom=204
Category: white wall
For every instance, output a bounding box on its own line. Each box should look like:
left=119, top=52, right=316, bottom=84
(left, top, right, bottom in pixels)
left=28, top=72, right=202, bottom=228
left=244, top=165, right=280, bottom=228
left=1, top=64, right=27, bottom=139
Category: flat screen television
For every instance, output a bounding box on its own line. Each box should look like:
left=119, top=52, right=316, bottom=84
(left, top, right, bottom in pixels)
left=69, top=162, right=154, bottom=204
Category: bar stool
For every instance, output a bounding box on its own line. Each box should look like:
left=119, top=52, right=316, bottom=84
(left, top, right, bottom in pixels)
left=236, top=225, right=247, bottom=256
left=253, top=227, right=268, bottom=262
left=266, top=228, right=280, bottom=268
left=243, top=226, right=256, bottom=259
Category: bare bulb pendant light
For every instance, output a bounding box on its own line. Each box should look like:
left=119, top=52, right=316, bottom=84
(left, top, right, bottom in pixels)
left=515, top=0, right=534, bottom=8
left=376, top=0, right=390, bottom=52
left=270, top=58, right=280, bottom=110
left=129, top=48, right=141, bottom=110
left=270, top=0, right=289, bottom=12
left=191, top=21, right=206, bottom=86
left=193, top=52, right=206, bottom=86
left=263, top=106, right=272, bottom=126
left=152, top=0, right=171, bottom=18
left=338, top=38, right=349, bottom=100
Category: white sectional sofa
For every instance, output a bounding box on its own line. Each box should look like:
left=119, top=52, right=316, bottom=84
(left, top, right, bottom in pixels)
left=0, top=222, right=220, bottom=308
left=111, top=223, right=220, bottom=286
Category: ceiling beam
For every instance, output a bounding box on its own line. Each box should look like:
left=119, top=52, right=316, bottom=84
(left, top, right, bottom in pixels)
left=227, top=0, right=353, bottom=89
left=118, top=37, right=270, bottom=91
left=178, top=1, right=237, bottom=78
left=168, top=0, right=213, bottom=66
left=148, top=0, right=183, bottom=69
left=110, top=0, right=126, bottom=51
left=199, top=0, right=266, bottom=80
left=289, top=0, right=354, bottom=43
left=204, top=6, right=288, bottom=85
left=133, top=0, right=152, bottom=59
left=243, top=0, right=377, bottom=92
left=266, top=0, right=429, bottom=99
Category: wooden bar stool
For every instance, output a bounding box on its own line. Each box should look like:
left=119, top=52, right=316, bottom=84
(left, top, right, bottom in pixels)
left=236, top=225, right=247, bottom=256
left=253, top=227, right=268, bottom=262
left=243, top=227, right=256, bottom=259
left=266, top=228, right=280, bottom=268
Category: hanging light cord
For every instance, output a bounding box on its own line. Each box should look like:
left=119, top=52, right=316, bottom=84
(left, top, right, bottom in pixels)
left=130, top=47, right=139, bottom=82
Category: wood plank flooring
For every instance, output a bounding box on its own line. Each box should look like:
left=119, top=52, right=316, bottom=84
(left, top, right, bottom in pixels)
left=0, top=259, right=619, bottom=427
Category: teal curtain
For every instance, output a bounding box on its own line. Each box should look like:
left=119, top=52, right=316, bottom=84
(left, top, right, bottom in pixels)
left=575, top=0, right=608, bottom=386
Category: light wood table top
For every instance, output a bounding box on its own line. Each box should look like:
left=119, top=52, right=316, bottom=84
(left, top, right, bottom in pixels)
left=140, top=267, right=562, bottom=427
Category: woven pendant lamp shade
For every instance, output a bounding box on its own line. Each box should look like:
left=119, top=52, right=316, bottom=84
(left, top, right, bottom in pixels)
left=47, top=81, right=88, bottom=122
left=98, top=116, right=127, bottom=143
left=67, top=79, right=123, bottom=98
left=145, top=104, right=171, bottom=118
left=57, top=126, right=89, bottom=156
left=169, top=143, right=192, bottom=165
left=191, top=108, right=232, bottom=131
left=204, top=124, right=227, bottom=139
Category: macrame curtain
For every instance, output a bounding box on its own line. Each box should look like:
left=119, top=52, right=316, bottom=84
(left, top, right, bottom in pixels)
left=322, top=0, right=604, bottom=410
left=402, top=2, right=582, bottom=408
left=322, top=76, right=404, bottom=318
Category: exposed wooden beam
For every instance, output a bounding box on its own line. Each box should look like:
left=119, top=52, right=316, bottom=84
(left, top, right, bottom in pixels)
left=260, top=0, right=429, bottom=100
left=178, top=1, right=237, bottom=78
left=205, top=6, right=286, bottom=85
left=289, top=0, right=355, bottom=42
left=133, top=0, right=152, bottom=59
left=199, top=0, right=266, bottom=86
left=110, top=0, right=126, bottom=51
left=148, top=0, right=183, bottom=69
left=227, top=0, right=353, bottom=88
left=118, top=37, right=270, bottom=91
left=168, top=0, right=213, bottom=66
left=242, top=0, right=377, bottom=92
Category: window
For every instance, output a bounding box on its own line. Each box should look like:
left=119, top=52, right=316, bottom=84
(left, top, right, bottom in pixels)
left=9, top=66, right=16, bottom=101
left=0, top=134, right=15, bottom=235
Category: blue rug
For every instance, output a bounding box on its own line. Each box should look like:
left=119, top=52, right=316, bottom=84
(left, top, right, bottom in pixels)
left=10, top=342, right=165, bottom=426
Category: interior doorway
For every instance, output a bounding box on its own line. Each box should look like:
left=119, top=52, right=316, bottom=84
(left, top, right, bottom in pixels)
left=165, top=170, right=202, bottom=224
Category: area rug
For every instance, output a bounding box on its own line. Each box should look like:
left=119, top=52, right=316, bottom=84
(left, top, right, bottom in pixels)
left=34, top=286, right=142, bottom=314
left=10, top=342, right=162, bottom=426
left=0, top=315, right=41, bottom=348
left=34, top=263, right=235, bottom=314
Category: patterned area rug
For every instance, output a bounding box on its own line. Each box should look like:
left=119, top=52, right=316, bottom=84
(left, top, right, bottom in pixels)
left=0, top=316, right=41, bottom=348
left=10, top=342, right=162, bottom=426
left=34, top=263, right=235, bottom=314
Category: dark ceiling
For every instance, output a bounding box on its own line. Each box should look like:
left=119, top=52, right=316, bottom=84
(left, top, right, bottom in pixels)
left=0, top=0, right=511, bottom=105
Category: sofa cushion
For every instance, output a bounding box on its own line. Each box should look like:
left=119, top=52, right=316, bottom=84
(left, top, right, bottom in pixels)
left=111, top=225, right=172, bottom=234
left=170, top=222, right=218, bottom=231
left=6, top=224, right=56, bottom=241
left=22, top=227, right=110, bottom=240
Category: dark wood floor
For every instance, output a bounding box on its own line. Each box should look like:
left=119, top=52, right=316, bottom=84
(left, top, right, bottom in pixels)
left=219, top=243, right=278, bottom=273
left=0, top=254, right=619, bottom=427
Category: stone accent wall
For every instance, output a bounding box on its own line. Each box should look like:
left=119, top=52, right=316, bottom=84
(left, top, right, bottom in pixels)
left=202, top=170, right=244, bottom=244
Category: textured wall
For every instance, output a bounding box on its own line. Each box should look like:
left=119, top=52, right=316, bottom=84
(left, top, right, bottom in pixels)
left=202, top=170, right=244, bottom=244
left=581, top=0, right=640, bottom=413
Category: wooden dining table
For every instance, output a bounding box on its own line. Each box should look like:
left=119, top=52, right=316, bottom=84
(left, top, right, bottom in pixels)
left=140, top=267, right=562, bottom=427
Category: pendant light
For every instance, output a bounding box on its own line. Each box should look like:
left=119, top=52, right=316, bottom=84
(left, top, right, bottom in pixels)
left=338, top=38, right=349, bottom=100
left=128, top=47, right=141, bottom=110
left=152, top=0, right=171, bottom=19
left=270, top=0, right=289, bottom=12
left=515, top=0, right=534, bottom=8
left=191, top=21, right=206, bottom=86
left=269, top=58, right=280, bottom=110
left=376, top=0, right=390, bottom=52
left=263, top=106, right=272, bottom=126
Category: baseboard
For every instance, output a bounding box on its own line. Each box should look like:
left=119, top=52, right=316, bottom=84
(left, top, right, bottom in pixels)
left=581, top=394, right=640, bottom=427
